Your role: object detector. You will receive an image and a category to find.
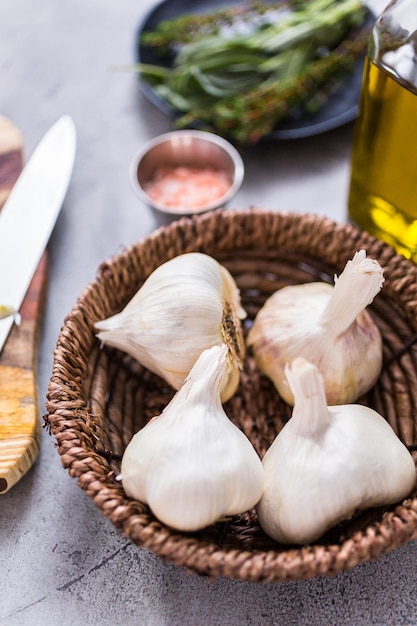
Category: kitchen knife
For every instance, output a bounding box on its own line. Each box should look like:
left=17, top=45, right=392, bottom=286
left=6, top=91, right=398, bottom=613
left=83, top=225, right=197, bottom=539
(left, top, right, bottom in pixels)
left=0, top=115, right=76, bottom=353
left=0, top=115, right=76, bottom=493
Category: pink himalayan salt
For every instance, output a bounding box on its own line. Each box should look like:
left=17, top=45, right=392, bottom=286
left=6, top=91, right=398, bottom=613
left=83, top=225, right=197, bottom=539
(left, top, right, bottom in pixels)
left=144, top=166, right=231, bottom=208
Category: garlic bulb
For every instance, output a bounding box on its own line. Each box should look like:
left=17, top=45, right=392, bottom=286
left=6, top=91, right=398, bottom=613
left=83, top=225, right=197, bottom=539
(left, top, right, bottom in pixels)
left=248, top=250, right=384, bottom=405
left=120, top=344, right=264, bottom=532
left=95, top=252, right=246, bottom=402
left=257, top=358, right=416, bottom=545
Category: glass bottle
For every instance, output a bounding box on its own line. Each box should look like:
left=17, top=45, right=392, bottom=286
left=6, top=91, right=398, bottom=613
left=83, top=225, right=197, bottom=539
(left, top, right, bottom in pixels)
left=347, top=0, right=417, bottom=261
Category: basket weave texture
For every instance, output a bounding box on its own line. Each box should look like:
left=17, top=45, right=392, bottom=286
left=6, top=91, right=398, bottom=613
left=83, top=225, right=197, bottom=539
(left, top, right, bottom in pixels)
left=45, top=208, right=417, bottom=582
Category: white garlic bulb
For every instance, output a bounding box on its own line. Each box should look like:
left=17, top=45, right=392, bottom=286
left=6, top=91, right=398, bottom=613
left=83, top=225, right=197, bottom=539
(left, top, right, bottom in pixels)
left=120, top=344, right=264, bottom=532
left=95, top=252, right=246, bottom=402
left=257, top=357, right=416, bottom=545
left=248, top=250, right=384, bottom=405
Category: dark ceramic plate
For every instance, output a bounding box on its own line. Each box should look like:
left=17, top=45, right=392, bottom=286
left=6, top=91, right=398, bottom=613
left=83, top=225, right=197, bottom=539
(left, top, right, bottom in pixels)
left=136, top=0, right=373, bottom=140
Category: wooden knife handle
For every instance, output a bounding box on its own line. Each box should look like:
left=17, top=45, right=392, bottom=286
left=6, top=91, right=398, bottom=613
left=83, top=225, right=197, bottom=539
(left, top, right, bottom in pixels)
left=0, top=116, right=47, bottom=493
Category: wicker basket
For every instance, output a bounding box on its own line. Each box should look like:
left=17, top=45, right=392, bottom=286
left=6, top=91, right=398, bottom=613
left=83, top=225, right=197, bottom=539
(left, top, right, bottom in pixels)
left=45, top=208, right=417, bottom=582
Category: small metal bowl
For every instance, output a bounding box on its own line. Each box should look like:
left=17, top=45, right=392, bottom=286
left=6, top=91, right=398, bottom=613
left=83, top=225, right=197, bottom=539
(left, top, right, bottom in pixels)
left=129, top=130, right=244, bottom=215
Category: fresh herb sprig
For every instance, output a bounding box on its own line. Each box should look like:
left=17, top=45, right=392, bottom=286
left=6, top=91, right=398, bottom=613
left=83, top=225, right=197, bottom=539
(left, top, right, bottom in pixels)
left=140, top=1, right=290, bottom=50
left=186, top=23, right=371, bottom=144
left=138, top=0, right=371, bottom=144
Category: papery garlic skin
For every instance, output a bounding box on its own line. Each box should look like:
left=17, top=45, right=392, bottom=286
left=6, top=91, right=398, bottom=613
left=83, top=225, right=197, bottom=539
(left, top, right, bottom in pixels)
left=248, top=250, right=384, bottom=405
left=95, top=252, right=246, bottom=402
left=257, top=358, right=416, bottom=545
left=120, top=344, right=264, bottom=532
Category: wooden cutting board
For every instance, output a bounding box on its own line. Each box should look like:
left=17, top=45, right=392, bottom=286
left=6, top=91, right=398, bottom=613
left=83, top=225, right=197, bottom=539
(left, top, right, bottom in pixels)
left=0, top=116, right=47, bottom=493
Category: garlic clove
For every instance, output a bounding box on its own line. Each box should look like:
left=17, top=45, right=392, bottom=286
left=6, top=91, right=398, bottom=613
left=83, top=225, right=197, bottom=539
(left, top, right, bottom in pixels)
left=257, top=358, right=416, bottom=545
left=120, top=344, right=264, bottom=532
left=95, top=252, right=246, bottom=402
left=248, top=250, right=384, bottom=405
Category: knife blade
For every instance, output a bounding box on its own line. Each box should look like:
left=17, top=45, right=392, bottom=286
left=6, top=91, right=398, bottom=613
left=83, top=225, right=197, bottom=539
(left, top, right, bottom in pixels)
left=0, top=115, right=76, bottom=354
left=0, top=115, right=76, bottom=494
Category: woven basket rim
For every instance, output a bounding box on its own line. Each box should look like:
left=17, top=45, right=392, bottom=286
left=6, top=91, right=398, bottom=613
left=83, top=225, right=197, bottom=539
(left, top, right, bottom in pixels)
left=45, top=208, right=417, bottom=582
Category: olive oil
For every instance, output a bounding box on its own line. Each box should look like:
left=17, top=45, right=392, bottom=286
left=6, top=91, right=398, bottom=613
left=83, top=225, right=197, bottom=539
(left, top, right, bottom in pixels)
left=348, top=57, right=417, bottom=261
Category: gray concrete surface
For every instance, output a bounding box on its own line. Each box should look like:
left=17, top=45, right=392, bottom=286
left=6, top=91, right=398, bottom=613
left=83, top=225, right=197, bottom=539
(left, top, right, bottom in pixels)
left=3, top=1, right=415, bottom=625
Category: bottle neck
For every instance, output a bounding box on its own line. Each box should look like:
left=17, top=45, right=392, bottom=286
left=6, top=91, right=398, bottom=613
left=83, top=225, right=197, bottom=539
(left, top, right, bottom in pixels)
left=369, top=0, right=417, bottom=92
